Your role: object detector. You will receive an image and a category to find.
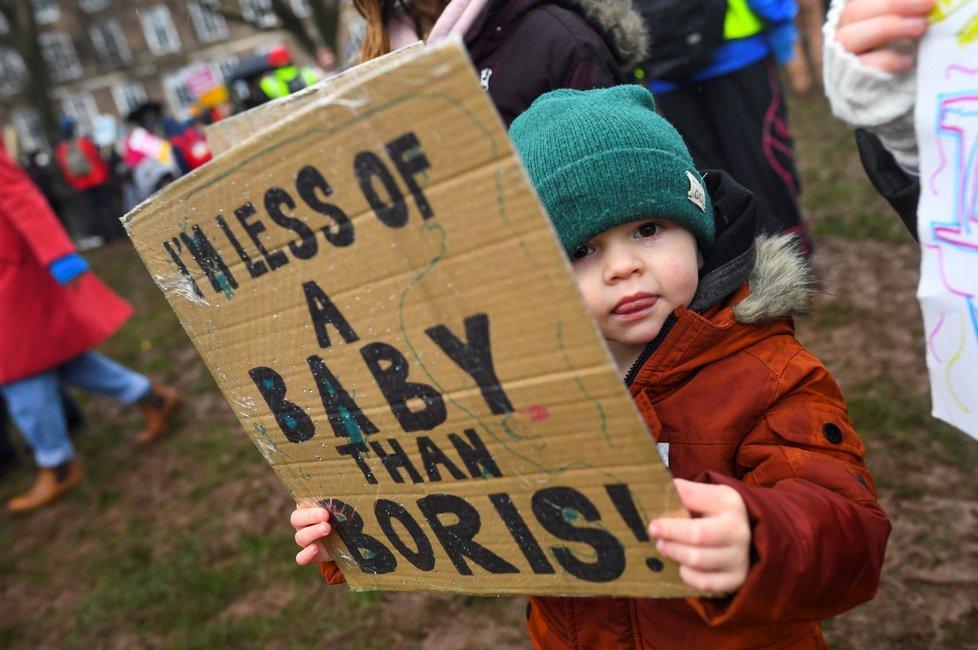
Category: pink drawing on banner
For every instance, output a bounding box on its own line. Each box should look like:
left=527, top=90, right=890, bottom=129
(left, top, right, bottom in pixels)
left=927, top=79, right=978, bottom=354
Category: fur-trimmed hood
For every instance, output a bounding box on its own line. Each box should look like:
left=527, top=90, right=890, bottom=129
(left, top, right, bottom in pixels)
left=734, top=233, right=815, bottom=324
left=555, top=0, right=649, bottom=68
left=688, top=170, right=814, bottom=325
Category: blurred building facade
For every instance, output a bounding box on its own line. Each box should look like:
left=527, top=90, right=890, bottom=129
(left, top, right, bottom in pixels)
left=0, top=0, right=347, bottom=152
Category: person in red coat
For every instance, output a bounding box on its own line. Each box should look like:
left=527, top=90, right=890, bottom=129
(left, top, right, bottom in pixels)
left=0, top=140, right=181, bottom=513
left=54, top=115, right=124, bottom=244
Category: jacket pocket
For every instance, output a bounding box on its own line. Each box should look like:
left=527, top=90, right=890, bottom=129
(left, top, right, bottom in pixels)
left=765, top=407, right=863, bottom=461
left=761, top=407, right=878, bottom=499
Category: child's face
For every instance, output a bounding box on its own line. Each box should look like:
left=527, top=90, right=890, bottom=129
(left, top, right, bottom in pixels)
left=570, top=219, right=702, bottom=368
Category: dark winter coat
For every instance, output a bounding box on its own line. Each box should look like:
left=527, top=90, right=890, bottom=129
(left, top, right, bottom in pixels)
left=527, top=172, right=891, bottom=648
left=461, top=0, right=647, bottom=125
left=0, top=143, right=131, bottom=385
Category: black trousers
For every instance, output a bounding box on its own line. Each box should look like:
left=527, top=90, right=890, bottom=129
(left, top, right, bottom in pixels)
left=81, top=183, right=125, bottom=242
left=656, top=57, right=809, bottom=247
left=0, top=397, right=13, bottom=461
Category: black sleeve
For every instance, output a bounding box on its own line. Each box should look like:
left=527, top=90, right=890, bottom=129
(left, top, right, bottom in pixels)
left=854, top=128, right=921, bottom=241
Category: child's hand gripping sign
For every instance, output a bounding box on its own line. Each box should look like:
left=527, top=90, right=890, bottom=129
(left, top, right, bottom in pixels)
left=123, top=39, right=693, bottom=598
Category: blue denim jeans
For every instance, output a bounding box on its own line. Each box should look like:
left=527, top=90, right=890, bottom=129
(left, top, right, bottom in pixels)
left=0, top=352, right=151, bottom=467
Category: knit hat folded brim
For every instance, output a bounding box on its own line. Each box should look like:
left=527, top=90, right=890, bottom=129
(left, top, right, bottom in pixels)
left=510, top=86, right=715, bottom=255
left=533, top=148, right=714, bottom=255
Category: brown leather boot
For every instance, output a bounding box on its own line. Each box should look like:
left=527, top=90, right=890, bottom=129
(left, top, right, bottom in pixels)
left=8, top=459, right=85, bottom=513
left=135, top=383, right=182, bottom=444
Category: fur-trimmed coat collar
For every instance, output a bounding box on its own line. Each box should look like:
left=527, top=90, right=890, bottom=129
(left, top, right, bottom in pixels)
left=734, top=233, right=814, bottom=324
left=691, top=169, right=814, bottom=325
left=552, top=0, right=648, bottom=67
left=469, top=0, right=648, bottom=68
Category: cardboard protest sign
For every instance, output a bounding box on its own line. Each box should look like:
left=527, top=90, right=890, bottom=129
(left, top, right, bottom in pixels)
left=205, top=42, right=424, bottom=156
left=125, top=39, right=693, bottom=597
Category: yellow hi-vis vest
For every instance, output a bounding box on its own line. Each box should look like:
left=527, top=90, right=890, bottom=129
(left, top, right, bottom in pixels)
left=259, top=66, right=318, bottom=100
left=724, top=0, right=764, bottom=40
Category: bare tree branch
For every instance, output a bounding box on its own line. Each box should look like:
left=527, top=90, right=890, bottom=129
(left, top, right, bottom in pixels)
left=270, top=0, right=317, bottom=56
left=0, top=1, right=57, bottom=142
left=211, top=0, right=337, bottom=60
left=309, top=0, right=341, bottom=53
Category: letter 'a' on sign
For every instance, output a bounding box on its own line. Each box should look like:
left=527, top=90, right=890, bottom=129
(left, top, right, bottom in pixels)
left=123, top=38, right=694, bottom=599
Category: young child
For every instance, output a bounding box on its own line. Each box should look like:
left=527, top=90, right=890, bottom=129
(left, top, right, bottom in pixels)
left=291, top=85, right=891, bottom=648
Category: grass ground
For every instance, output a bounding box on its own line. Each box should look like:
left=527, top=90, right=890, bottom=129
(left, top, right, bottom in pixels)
left=1, top=92, right=977, bottom=649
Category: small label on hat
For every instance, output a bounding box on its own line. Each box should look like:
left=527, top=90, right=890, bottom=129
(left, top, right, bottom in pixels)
left=686, top=171, right=706, bottom=212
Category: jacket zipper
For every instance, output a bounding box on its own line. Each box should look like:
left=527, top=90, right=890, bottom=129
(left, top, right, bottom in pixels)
left=622, top=314, right=677, bottom=387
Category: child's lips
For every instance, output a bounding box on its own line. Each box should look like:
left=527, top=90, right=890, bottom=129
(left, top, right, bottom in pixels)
left=612, top=293, right=657, bottom=320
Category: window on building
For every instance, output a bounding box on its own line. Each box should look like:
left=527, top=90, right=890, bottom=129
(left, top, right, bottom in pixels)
left=12, top=110, right=47, bottom=153
left=239, top=0, right=277, bottom=28
left=0, top=47, right=27, bottom=96
left=32, top=0, right=60, bottom=24
left=188, top=0, right=228, bottom=42
left=90, top=17, right=132, bottom=67
left=80, top=0, right=110, bottom=11
left=163, top=72, right=195, bottom=120
left=112, top=81, right=148, bottom=116
left=61, top=93, right=100, bottom=136
left=39, top=31, right=82, bottom=82
left=291, top=0, right=312, bottom=17
left=213, top=55, right=239, bottom=83
left=140, top=4, right=181, bottom=55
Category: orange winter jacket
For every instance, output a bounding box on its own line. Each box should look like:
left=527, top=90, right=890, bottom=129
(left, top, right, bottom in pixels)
left=526, top=233, right=891, bottom=649
left=316, top=174, right=890, bottom=649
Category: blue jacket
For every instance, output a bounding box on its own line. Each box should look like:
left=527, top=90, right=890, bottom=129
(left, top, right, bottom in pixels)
left=651, top=0, right=796, bottom=93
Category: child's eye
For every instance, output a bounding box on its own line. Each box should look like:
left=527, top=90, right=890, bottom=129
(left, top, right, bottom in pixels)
left=636, top=222, right=661, bottom=238
left=571, top=245, right=594, bottom=261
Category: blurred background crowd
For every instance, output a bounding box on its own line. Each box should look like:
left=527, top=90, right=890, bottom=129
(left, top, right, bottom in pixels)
left=0, top=0, right=832, bottom=255
left=0, top=0, right=348, bottom=251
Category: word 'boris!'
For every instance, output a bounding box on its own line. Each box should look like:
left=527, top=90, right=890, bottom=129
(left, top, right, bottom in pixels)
left=161, top=131, right=432, bottom=299
left=324, top=483, right=666, bottom=583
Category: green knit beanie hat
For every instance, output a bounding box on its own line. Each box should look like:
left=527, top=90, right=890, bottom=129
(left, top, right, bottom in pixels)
left=510, top=85, right=714, bottom=255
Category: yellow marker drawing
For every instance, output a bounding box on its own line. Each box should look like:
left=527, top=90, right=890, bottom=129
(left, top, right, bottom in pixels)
left=958, top=10, right=978, bottom=44
left=931, top=0, right=972, bottom=23
left=944, top=314, right=973, bottom=413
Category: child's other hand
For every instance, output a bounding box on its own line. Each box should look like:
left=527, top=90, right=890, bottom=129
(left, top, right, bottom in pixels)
left=836, top=0, right=936, bottom=73
left=648, top=479, right=750, bottom=596
left=291, top=504, right=335, bottom=566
